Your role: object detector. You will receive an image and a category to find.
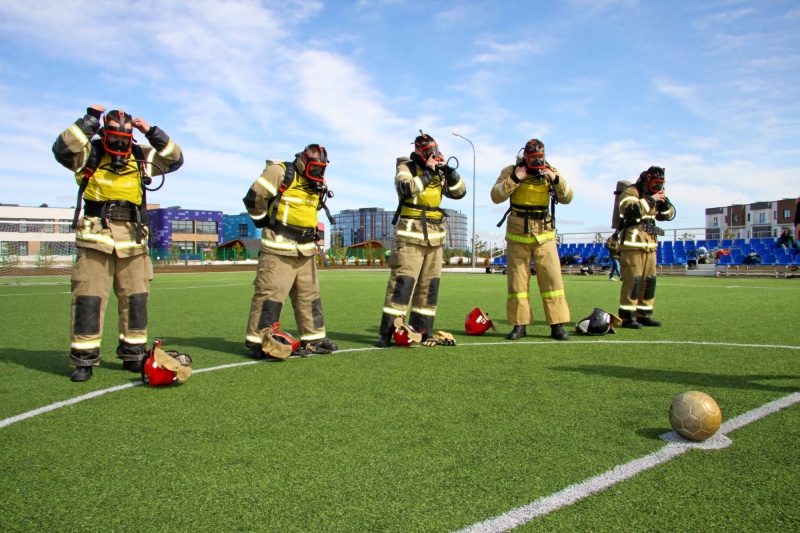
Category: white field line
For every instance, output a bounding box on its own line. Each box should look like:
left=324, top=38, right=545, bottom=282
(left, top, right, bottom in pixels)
left=0, top=340, right=800, bottom=429
left=1, top=341, right=797, bottom=431
left=456, top=391, right=800, bottom=533
left=2, top=341, right=798, bottom=531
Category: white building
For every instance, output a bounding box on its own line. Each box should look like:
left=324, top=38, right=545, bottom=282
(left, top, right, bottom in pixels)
left=704, top=198, right=798, bottom=240
left=0, top=204, right=77, bottom=265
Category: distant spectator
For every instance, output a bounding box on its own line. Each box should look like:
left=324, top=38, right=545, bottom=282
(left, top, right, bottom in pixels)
left=795, top=197, right=800, bottom=241
left=609, top=256, right=621, bottom=281
left=778, top=227, right=800, bottom=250
left=696, top=245, right=710, bottom=264
left=744, top=251, right=762, bottom=264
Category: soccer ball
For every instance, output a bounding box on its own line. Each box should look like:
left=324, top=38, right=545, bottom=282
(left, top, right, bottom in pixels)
left=668, top=391, right=722, bottom=441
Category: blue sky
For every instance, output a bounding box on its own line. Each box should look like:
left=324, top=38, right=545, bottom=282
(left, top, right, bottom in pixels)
left=1, top=0, right=798, bottom=246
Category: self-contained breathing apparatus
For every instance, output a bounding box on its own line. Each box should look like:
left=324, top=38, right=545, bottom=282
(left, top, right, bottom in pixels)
left=251, top=145, right=336, bottom=266
left=496, top=139, right=559, bottom=233
left=609, top=167, right=676, bottom=250
left=71, top=110, right=168, bottom=245
left=391, top=131, right=459, bottom=243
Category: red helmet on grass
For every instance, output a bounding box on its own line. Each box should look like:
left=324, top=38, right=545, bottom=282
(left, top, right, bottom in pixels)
left=465, top=308, right=496, bottom=335
left=393, top=315, right=423, bottom=347
left=142, top=341, right=192, bottom=386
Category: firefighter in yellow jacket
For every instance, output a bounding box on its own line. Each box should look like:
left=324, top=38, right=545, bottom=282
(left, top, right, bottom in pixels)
left=52, top=104, right=184, bottom=382
left=244, top=144, right=338, bottom=359
left=617, top=166, right=675, bottom=328
left=375, top=132, right=467, bottom=347
left=491, top=139, right=573, bottom=341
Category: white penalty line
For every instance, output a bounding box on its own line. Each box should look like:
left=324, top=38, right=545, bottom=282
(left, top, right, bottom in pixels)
left=456, top=391, right=800, bottom=533
left=1, top=341, right=798, bottom=431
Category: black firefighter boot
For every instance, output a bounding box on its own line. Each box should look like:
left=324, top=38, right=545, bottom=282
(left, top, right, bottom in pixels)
left=550, top=323, right=569, bottom=341
left=70, top=348, right=99, bottom=382
left=118, top=342, right=147, bottom=372
left=70, top=366, right=93, bottom=382
left=637, top=316, right=662, bottom=327
left=409, top=313, right=434, bottom=343
left=619, top=310, right=642, bottom=329
left=376, top=313, right=395, bottom=348
left=506, top=325, right=527, bottom=340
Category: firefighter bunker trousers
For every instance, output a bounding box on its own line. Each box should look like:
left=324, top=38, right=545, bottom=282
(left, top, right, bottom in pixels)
left=247, top=252, right=326, bottom=346
left=619, top=248, right=658, bottom=320
left=506, top=238, right=570, bottom=327
left=70, top=247, right=153, bottom=367
left=379, top=242, right=443, bottom=337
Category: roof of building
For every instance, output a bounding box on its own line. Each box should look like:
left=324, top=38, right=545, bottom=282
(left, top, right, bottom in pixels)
left=218, top=238, right=261, bottom=255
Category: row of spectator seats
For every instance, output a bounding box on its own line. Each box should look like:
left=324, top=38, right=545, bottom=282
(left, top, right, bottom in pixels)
left=553, top=238, right=798, bottom=269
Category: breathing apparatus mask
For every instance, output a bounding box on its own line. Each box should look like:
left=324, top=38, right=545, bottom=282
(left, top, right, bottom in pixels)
left=517, top=139, right=547, bottom=180
left=298, top=144, right=329, bottom=191
left=102, top=110, right=134, bottom=173
left=414, top=132, right=443, bottom=164
left=641, top=166, right=665, bottom=194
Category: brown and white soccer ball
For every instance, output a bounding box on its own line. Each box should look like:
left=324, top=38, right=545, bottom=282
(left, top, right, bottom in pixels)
left=668, top=391, right=722, bottom=441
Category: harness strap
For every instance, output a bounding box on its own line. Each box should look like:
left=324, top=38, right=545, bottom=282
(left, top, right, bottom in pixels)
left=267, top=162, right=296, bottom=228
left=265, top=220, right=318, bottom=243
left=496, top=203, right=549, bottom=233
left=71, top=141, right=148, bottom=245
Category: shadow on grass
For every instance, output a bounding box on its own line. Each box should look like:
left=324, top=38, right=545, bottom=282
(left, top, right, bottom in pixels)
left=552, top=365, right=800, bottom=393
left=636, top=427, right=669, bottom=441
left=0, top=348, right=134, bottom=377
left=158, top=336, right=245, bottom=357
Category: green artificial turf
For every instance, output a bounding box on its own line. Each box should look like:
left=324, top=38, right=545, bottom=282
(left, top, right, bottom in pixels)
left=0, top=271, right=798, bottom=532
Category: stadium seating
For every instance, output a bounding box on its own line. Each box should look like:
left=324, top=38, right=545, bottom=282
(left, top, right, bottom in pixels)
left=721, top=239, right=733, bottom=247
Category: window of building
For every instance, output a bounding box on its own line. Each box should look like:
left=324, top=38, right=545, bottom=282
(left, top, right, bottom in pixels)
left=173, top=241, right=194, bottom=254
left=196, top=221, right=218, bottom=234
left=758, top=213, right=766, bottom=224
left=238, top=224, right=248, bottom=237
left=712, top=216, right=718, bottom=227
left=171, top=220, right=193, bottom=233
left=1, top=241, right=28, bottom=255
left=40, top=219, right=55, bottom=233
left=784, top=209, right=791, bottom=218
left=195, top=241, right=215, bottom=253
left=746, top=213, right=751, bottom=222
left=19, top=219, right=28, bottom=233
left=732, top=214, right=738, bottom=223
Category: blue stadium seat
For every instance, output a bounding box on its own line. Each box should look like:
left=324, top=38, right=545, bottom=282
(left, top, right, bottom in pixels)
left=776, top=255, right=793, bottom=266
left=733, top=238, right=746, bottom=247
left=774, top=247, right=788, bottom=256
left=749, top=238, right=762, bottom=246
left=696, top=240, right=707, bottom=248
left=707, top=239, right=719, bottom=249
left=721, top=239, right=733, bottom=247
left=717, top=255, right=732, bottom=265
left=761, top=254, right=776, bottom=265
left=662, top=240, right=673, bottom=248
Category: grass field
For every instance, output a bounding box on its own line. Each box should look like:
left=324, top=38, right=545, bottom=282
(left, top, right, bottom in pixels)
left=1, top=270, right=798, bottom=532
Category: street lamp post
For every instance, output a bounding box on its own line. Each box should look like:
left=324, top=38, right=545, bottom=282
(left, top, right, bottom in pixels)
left=452, top=132, right=476, bottom=269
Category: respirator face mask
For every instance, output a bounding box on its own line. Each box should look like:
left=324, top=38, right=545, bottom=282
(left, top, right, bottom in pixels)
left=102, top=110, right=134, bottom=172
left=300, top=144, right=329, bottom=190
left=646, top=166, right=665, bottom=193
left=520, top=139, right=546, bottom=178
left=414, top=132, right=442, bottom=163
